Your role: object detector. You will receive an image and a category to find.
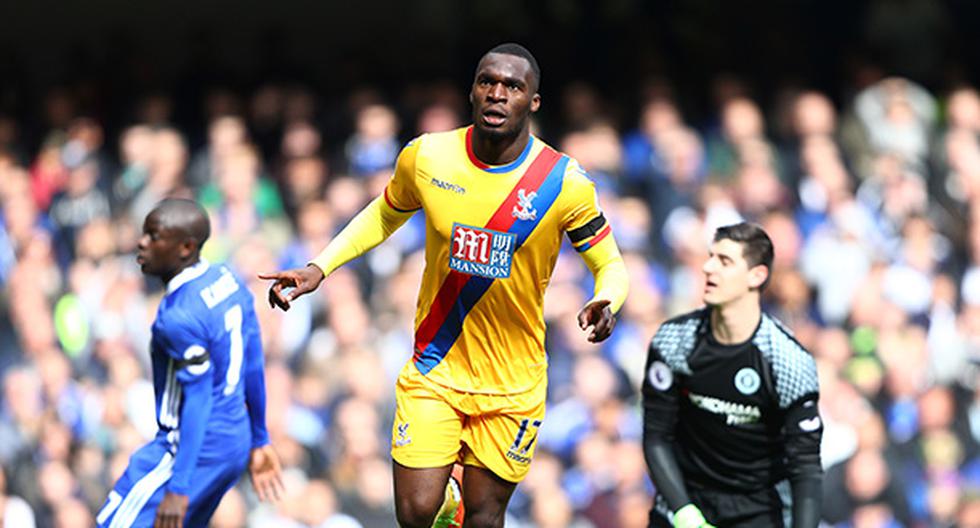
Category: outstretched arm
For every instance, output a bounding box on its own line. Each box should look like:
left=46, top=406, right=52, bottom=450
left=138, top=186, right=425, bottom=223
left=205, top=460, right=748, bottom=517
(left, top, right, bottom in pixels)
left=260, top=137, right=422, bottom=311
left=259, top=192, right=415, bottom=310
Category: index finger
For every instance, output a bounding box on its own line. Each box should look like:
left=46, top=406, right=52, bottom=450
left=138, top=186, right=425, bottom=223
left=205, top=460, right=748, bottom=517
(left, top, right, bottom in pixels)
left=257, top=271, right=285, bottom=281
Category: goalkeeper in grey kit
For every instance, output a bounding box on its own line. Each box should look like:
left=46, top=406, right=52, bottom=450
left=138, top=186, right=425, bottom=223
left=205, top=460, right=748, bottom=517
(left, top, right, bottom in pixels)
left=643, top=223, right=823, bottom=528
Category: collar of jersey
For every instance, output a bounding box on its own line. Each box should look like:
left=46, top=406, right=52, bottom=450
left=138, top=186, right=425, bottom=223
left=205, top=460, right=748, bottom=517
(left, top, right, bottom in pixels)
left=166, top=258, right=210, bottom=295
left=465, top=126, right=534, bottom=173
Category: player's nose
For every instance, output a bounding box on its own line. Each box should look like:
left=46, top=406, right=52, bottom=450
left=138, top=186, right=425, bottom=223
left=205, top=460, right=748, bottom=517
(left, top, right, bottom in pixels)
left=487, top=82, right=507, bottom=101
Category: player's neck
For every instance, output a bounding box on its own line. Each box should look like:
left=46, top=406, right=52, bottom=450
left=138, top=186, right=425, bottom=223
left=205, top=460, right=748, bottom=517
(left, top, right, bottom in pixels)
left=162, top=257, right=202, bottom=286
left=471, top=127, right=531, bottom=166
left=709, top=294, right=762, bottom=345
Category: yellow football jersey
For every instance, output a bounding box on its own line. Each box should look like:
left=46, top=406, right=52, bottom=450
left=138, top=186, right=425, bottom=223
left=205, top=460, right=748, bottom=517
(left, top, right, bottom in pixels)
left=386, top=126, right=616, bottom=395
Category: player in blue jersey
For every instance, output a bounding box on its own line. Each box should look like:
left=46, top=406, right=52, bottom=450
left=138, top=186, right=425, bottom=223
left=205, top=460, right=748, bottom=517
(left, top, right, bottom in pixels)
left=97, top=199, right=283, bottom=528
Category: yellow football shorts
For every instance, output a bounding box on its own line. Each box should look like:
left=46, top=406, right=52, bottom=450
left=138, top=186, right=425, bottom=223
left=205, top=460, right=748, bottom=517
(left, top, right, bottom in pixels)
left=390, top=362, right=547, bottom=483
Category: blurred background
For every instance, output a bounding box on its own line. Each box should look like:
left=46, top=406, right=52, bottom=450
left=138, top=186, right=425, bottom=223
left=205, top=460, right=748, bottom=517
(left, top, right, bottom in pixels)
left=2, top=0, right=980, bottom=526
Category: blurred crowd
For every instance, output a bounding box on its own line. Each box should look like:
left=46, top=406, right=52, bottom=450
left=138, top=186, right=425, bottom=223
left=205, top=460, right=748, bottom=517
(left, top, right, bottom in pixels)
left=3, top=71, right=980, bottom=528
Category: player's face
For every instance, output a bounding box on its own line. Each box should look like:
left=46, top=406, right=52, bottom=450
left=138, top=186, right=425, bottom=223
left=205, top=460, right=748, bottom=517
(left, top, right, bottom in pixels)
left=470, top=53, right=540, bottom=139
left=701, top=239, right=767, bottom=307
left=137, top=211, right=187, bottom=279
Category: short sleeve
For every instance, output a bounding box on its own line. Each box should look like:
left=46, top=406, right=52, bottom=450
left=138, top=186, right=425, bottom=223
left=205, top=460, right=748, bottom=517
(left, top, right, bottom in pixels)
left=157, top=308, right=212, bottom=382
left=384, top=137, right=423, bottom=212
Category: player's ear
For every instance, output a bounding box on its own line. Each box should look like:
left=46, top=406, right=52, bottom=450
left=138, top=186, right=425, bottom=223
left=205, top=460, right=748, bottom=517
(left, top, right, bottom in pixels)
left=178, top=238, right=196, bottom=260
left=530, top=93, right=541, bottom=113
left=748, top=264, right=769, bottom=290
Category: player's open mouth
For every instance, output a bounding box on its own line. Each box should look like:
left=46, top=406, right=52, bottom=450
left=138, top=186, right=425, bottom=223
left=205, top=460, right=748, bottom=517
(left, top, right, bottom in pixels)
left=481, top=108, right=507, bottom=127
left=136, top=253, right=145, bottom=264
left=705, top=279, right=717, bottom=289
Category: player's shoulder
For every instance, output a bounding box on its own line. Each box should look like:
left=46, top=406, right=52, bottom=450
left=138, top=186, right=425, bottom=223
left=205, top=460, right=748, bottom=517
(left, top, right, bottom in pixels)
left=547, top=145, right=589, bottom=183
left=654, top=308, right=708, bottom=340
left=546, top=150, right=594, bottom=205
left=753, top=313, right=819, bottom=406
left=410, top=127, right=465, bottom=153
left=753, top=313, right=813, bottom=364
left=651, top=308, right=708, bottom=365
left=157, top=299, right=207, bottom=341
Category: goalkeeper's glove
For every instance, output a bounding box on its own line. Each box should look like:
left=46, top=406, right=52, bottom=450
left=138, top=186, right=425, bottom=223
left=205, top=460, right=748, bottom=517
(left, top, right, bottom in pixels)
left=673, top=504, right=716, bottom=528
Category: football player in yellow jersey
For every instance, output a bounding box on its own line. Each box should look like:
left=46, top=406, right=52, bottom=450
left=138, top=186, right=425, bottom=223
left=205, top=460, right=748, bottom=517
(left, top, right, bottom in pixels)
left=260, top=43, right=629, bottom=528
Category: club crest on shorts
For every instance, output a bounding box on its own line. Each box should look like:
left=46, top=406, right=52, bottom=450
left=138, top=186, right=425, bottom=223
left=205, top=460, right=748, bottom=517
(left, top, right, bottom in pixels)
left=734, top=367, right=761, bottom=395
left=648, top=361, right=673, bottom=391
left=449, top=223, right=517, bottom=279
left=395, top=423, right=412, bottom=447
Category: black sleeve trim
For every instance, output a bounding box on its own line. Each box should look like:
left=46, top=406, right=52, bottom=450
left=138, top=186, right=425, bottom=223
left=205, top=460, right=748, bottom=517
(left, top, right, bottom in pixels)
left=566, top=213, right=607, bottom=243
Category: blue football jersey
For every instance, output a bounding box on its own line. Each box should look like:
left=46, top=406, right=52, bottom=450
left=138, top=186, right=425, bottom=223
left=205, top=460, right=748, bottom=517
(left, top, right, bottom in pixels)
left=149, top=260, right=261, bottom=458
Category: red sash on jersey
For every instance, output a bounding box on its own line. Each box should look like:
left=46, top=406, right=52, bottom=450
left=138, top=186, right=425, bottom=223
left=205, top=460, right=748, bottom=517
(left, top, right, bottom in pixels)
left=413, top=145, right=565, bottom=374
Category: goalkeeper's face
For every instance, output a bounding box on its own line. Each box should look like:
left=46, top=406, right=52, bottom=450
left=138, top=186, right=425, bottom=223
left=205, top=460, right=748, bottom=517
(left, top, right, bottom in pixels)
left=701, top=239, right=768, bottom=306
left=470, top=53, right=540, bottom=140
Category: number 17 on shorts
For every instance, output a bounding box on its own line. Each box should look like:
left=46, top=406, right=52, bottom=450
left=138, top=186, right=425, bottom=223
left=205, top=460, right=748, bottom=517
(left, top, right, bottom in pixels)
left=505, top=419, right=541, bottom=465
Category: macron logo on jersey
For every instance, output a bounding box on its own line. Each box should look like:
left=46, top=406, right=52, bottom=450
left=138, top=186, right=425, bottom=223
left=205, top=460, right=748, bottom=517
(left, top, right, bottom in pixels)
left=431, top=178, right=466, bottom=194
left=449, top=223, right=516, bottom=279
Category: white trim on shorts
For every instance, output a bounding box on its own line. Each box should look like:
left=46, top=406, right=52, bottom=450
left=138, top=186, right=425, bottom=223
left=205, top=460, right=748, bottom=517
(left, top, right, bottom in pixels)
left=107, top=452, right=175, bottom=528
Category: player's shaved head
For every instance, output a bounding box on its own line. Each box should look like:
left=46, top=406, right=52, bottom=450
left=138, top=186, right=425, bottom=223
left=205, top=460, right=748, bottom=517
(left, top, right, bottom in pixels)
left=481, top=43, right=540, bottom=92
left=150, top=198, right=211, bottom=249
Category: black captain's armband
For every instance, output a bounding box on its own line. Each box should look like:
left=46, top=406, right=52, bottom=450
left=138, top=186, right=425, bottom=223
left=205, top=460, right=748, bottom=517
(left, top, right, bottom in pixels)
left=175, top=351, right=211, bottom=369
left=567, top=214, right=607, bottom=243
